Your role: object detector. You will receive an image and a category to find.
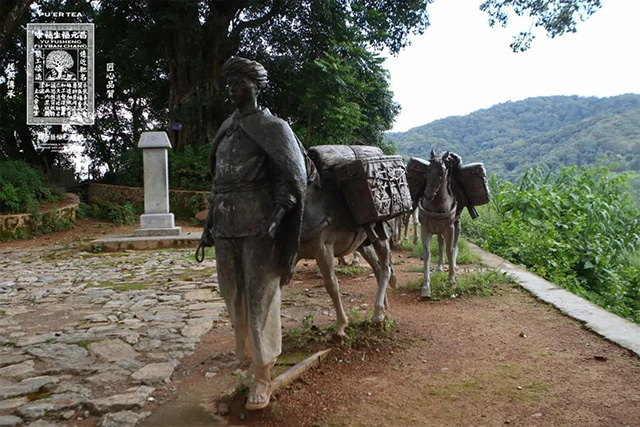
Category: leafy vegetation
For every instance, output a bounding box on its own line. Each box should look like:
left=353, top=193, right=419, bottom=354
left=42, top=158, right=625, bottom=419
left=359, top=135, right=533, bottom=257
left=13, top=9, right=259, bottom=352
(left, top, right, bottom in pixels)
left=79, top=202, right=139, bottom=226
left=0, top=160, right=62, bottom=214
left=462, top=165, right=640, bottom=322
left=2, top=1, right=604, bottom=184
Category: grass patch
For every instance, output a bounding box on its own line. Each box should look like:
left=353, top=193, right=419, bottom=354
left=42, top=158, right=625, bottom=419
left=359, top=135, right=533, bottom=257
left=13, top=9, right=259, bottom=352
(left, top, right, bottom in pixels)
left=27, top=392, right=52, bottom=401
left=182, top=246, right=215, bottom=261
left=396, top=269, right=511, bottom=300
left=335, top=266, right=369, bottom=277
left=405, top=265, right=424, bottom=273
left=336, top=307, right=397, bottom=349
left=75, top=340, right=97, bottom=349
left=86, top=281, right=149, bottom=291
left=396, top=237, right=480, bottom=264
left=176, top=266, right=216, bottom=282
left=426, top=364, right=551, bottom=402
left=283, top=309, right=397, bottom=353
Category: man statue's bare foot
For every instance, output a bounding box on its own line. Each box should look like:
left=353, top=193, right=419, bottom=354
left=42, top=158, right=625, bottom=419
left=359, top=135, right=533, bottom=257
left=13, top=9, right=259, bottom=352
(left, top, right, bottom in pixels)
left=245, top=378, right=271, bottom=410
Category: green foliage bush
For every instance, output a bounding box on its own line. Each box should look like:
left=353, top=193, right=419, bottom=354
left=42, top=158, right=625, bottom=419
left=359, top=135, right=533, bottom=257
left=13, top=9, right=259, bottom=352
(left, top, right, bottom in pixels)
left=86, top=202, right=139, bottom=225
left=0, top=160, right=61, bottom=214
left=463, top=165, right=640, bottom=322
left=113, top=144, right=211, bottom=191
left=168, top=144, right=211, bottom=191
left=33, top=204, right=74, bottom=235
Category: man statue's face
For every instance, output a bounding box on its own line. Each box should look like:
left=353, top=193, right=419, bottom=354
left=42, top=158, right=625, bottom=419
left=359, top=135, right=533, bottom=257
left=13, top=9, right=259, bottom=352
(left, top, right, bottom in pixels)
left=227, top=76, right=258, bottom=108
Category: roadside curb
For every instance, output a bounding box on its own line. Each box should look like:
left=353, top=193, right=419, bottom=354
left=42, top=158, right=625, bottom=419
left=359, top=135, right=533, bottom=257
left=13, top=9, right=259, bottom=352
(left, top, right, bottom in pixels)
left=470, top=243, right=640, bottom=358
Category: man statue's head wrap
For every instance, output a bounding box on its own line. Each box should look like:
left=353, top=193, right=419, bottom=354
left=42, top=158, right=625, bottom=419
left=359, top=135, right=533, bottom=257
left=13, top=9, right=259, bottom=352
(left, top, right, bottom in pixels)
left=222, top=56, right=268, bottom=90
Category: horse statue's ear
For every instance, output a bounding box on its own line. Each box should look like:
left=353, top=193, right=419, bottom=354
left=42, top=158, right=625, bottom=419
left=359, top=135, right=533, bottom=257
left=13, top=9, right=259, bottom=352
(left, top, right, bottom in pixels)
left=430, top=149, right=436, bottom=159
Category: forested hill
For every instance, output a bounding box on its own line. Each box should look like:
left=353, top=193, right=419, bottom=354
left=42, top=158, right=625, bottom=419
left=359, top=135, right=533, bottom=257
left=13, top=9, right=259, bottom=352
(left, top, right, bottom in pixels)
left=387, top=94, right=640, bottom=184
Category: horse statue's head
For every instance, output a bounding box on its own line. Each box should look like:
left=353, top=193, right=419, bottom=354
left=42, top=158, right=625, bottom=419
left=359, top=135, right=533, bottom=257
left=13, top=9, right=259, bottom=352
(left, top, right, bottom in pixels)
left=423, top=150, right=459, bottom=202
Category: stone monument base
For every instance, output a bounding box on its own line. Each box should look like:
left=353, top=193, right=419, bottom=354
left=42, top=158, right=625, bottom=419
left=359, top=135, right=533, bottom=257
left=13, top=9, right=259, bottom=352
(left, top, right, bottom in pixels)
left=92, top=231, right=200, bottom=252
left=134, top=227, right=182, bottom=237
left=139, top=213, right=176, bottom=229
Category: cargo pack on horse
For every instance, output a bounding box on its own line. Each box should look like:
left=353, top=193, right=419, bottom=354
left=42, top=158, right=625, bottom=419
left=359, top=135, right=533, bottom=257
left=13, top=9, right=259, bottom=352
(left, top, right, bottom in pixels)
left=298, top=145, right=412, bottom=335
left=408, top=150, right=490, bottom=299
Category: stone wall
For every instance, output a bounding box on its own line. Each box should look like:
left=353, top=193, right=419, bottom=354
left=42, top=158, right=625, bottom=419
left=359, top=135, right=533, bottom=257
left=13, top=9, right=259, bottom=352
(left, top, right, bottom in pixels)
left=0, top=194, right=79, bottom=239
left=87, top=183, right=209, bottom=219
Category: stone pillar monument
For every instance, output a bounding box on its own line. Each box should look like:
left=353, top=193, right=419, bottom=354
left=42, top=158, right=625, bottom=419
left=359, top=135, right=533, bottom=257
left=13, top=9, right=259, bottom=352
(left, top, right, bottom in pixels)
left=134, top=131, right=181, bottom=237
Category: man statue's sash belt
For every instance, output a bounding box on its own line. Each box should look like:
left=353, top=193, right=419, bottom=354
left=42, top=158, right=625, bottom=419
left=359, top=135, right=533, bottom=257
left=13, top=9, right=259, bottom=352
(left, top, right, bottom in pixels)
left=215, top=181, right=270, bottom=193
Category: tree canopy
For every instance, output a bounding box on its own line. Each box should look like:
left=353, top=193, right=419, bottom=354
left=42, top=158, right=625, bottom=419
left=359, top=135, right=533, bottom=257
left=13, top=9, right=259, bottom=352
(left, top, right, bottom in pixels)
left=0, top=0, right=603, bottom=182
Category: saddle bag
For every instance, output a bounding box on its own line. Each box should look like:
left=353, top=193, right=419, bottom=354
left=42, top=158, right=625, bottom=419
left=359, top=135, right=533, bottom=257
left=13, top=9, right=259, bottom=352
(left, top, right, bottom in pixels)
left=308, top=145, right=384, bottom=171
left=406, top=157, right=429, bottom=206
left=455, top=163, right=490, bottom=206
left=335, top=155, right=413, bottom=225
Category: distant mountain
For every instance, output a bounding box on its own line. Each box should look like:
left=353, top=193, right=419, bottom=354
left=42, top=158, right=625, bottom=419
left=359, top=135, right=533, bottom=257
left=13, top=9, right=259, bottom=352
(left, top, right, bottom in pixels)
left=387, top=94, right=640, bottom=191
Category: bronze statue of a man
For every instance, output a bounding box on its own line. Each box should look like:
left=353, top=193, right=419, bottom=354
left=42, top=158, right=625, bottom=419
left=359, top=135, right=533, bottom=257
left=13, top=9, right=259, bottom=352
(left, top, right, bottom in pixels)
left=203, top=56, right=306, bottom=410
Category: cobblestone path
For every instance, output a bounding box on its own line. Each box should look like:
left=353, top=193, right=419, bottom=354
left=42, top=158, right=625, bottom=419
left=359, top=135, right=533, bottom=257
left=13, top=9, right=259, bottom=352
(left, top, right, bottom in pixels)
left=0, top=244, right=222, bottom=427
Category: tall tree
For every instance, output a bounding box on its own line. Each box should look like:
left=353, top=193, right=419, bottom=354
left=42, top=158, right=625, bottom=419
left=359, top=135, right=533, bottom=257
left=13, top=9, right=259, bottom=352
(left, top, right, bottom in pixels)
left=0, top=0, right=604, bottom=178
left=480, top=0, right=602, bottom=52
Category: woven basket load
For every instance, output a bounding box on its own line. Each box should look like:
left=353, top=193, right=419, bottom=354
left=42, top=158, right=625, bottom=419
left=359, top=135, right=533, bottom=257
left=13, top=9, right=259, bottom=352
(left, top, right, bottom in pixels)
left=335, top=155, right=413, bottom=225
left=406, top=157, right=429, bottom=206
left=308, top=145, right=384, bottom=171
left=456, top=163, right=490, bottom=206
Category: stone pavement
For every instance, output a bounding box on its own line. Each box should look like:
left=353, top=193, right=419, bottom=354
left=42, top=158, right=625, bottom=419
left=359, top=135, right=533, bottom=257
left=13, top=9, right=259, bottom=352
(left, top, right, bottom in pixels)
left=0, top=244, right=223, bottom=427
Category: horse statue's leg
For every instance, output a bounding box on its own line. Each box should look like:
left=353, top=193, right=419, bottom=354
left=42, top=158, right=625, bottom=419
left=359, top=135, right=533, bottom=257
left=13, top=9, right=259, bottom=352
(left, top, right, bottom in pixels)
left=443, top=224, right=457, bottom=286
left=402, top=212, right=410, bottom=241
left=315, top=245, right=349, bottom=337
left=436, top=234, right=445, bottom=272
left=358, top=239, right=392, bottom=322
left=451, top=217, right=461, bottom=286
left=421, top=227, right=433, bottom=299
left=352, top=250, right=360, bottom=267
left=412, top=209, right=419, bottom=244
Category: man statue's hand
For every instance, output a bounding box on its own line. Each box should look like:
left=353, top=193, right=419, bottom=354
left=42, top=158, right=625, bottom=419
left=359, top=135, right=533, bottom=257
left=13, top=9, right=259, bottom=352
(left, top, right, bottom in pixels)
left=265, top=205, right=286, bottom=239
left=267, top=221, right=278, bottom=239
left=201, top=208, right=215, bottom=247
left=196, top=208, right=215, bottom=262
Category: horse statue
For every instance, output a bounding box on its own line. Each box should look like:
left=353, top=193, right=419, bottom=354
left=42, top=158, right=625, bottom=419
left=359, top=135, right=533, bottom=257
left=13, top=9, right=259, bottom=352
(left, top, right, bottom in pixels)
left=390, top=208, right=419, bottom=248
left=417, top=150, right=463, bottom=299
left=298, top=156, right=396, bottom=337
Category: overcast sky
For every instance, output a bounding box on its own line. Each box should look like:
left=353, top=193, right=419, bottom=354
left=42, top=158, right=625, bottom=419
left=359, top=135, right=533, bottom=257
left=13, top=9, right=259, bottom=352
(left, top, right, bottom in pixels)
left=383, top=0, right=640, bottom=132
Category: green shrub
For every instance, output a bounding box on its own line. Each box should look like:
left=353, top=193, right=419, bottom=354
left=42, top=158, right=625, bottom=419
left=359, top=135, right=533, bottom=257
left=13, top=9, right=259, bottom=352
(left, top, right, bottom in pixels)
left=0, top=160, right=61, bottom=214
left=87, top=202, right=139, bottom=225
left=168, top=144, right=211, bottom=191
left=34, top=204, right=74, bottom=234
left=113, top=144, right=211, bottom=191
left=113, top=150, right=144, bottom=188
left=463, top=165, right=640, bottom=322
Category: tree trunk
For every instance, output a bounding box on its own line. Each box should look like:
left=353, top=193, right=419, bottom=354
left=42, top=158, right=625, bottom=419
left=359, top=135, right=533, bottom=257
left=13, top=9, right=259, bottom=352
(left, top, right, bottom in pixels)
left=149, top=1, right=240, bottom=152
left=0, top=0, right=33, bottom=56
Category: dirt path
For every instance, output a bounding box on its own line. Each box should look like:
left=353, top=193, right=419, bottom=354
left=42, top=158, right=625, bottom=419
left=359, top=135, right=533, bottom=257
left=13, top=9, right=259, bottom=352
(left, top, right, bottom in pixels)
left=146, top=249, right=640, bottom=427
left=3, top=223, right=640, bottom=426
